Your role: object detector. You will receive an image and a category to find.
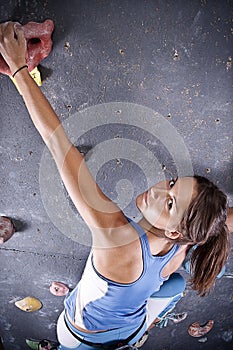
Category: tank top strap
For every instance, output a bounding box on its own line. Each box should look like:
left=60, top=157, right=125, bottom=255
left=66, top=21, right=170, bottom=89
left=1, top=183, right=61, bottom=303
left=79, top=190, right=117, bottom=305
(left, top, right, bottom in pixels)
left=126, top=217, right=180, bottom=264
left=126, top=217, right=155, bottom=265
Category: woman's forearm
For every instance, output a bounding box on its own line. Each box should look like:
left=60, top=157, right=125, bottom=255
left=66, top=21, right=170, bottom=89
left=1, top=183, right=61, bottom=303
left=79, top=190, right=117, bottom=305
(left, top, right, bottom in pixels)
left=12, top=67, right=73, bottom=166
left=0, top=22, right=59, bottom=143
left=13, top=68, right=62, bottom=146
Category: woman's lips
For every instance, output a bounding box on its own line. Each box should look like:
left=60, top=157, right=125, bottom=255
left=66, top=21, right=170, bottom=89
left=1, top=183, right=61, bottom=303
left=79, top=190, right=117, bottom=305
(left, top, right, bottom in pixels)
left=144, top=190, right=148, bottom=205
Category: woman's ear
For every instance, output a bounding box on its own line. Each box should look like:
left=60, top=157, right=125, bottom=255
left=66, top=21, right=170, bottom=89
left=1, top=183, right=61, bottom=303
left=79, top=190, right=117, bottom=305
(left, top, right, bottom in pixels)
left=165, top=230, right=183, bottom=240
left=226, top=207, right=233, bottom=232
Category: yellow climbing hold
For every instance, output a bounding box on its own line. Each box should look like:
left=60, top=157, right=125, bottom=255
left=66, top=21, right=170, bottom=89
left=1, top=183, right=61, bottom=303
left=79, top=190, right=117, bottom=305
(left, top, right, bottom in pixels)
left=29, top=66, right=42, bottom=86
left=15, top=296, right=42, bottom=312
left=10, top=66, right=42, bottom=95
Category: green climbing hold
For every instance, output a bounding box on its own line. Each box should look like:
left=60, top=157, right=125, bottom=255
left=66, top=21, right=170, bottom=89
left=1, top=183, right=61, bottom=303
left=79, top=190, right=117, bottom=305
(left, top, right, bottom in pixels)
left=26, top=339, right=39, bottom=350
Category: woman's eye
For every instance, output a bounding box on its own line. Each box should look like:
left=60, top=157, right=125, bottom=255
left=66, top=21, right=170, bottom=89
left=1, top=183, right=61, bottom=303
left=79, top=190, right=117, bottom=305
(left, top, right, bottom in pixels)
left=169, top=179, right=176, bottom=188
left=168, top=198, right=173, bottom=210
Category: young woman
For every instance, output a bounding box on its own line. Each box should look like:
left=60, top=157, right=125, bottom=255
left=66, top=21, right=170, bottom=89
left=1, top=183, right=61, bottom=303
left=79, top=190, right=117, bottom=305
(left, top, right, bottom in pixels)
left=0, top=23, right=231, bottom=350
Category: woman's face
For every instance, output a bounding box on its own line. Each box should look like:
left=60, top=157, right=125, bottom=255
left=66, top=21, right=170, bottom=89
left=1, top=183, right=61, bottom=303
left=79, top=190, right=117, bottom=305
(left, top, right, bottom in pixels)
left=136, top=177, right=197, bottom=232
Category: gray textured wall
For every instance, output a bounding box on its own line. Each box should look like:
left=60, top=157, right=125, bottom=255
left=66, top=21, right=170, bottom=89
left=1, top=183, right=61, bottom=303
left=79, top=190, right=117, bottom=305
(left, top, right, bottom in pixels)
left=0, top=1, right=232, bottom=349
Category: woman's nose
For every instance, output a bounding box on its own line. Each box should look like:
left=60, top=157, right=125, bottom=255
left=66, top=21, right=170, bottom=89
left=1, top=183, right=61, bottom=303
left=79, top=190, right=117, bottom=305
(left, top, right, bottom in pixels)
left=151, top=187, right=167, bottom=199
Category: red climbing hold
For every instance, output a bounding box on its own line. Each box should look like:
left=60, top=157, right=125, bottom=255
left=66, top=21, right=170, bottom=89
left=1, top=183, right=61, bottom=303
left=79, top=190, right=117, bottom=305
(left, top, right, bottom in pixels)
left=0, top=19, right=54, bottom=76
left=0, top=216, right=15, bottom=243
left=50, top=281, right=69, bottom=296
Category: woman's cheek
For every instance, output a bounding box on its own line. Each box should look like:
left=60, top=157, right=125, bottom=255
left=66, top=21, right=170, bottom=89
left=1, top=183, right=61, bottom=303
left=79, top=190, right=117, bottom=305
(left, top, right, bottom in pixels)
left=136, top=194, right=143, bottom=209
left=145, top=206, right=165, bottom=227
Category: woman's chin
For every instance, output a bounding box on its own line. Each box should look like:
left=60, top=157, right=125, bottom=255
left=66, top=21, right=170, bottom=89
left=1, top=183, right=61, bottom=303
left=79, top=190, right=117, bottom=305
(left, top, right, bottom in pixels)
left=135, top=194, right=143, bottom=209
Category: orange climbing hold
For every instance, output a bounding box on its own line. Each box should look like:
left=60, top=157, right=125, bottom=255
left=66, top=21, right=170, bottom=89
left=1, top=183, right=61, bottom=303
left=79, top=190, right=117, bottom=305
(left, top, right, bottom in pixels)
left=0, top=19, right=54, bottom=76
left=188, top=319, right=214, bottom=337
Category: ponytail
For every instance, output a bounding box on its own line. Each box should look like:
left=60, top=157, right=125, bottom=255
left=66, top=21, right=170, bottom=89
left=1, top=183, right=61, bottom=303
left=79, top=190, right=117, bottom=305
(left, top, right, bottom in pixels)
left=189, top=224, right=230, bottom=296
left=178, top=175, right=230, bottom=296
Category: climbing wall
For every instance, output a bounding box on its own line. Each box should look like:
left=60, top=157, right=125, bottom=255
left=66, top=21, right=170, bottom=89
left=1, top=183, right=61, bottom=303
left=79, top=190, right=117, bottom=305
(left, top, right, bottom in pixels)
left=0, top=0, right=232, bottom=349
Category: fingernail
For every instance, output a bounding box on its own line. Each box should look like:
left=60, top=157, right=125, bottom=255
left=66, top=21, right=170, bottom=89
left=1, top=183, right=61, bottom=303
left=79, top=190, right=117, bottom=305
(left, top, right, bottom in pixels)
left=14, top=23, right=21, bottom=29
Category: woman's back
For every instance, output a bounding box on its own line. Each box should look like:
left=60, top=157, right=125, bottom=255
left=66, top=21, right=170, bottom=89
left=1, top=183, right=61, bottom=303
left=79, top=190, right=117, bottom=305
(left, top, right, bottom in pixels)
left=65, top=219, right=181, bottom=331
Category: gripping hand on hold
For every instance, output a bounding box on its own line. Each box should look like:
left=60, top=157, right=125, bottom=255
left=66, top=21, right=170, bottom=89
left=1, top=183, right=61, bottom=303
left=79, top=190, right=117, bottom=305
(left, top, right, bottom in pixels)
left=0, top=21, right=27, bottom=75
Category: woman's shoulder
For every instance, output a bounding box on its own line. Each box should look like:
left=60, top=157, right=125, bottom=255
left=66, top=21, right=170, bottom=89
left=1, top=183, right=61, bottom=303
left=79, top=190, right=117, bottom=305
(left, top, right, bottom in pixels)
left=161, top=244, right=189, bottom=278
left=92, top=218, right=144, bottom=283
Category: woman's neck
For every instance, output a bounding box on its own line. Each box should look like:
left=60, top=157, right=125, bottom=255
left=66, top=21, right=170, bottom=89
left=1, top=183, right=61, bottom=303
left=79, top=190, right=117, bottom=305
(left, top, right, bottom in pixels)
left=138, top=218, right=175, bottom=256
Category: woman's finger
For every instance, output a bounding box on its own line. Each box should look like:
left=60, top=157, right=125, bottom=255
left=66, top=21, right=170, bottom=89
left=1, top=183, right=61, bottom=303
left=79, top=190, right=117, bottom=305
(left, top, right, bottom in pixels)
left=0, top=22, right=7, bottom=40
left=14, top=24, right=26, bottom=46
left=2, top=22, right=15, bottom=39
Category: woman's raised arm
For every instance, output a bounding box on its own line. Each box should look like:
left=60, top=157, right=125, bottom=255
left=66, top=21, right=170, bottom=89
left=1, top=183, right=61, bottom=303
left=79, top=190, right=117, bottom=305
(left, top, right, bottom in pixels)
left=0, top=22, right=129, bottom=244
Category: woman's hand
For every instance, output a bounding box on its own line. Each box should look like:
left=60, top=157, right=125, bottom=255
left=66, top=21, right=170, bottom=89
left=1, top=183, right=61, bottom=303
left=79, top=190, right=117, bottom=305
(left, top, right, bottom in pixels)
left=0, top=21, right=27, bottom=74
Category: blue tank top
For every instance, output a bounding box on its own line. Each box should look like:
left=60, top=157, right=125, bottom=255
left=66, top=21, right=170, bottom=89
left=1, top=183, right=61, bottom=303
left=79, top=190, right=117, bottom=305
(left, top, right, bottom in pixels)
left=64, top=219, right=180, bottom=331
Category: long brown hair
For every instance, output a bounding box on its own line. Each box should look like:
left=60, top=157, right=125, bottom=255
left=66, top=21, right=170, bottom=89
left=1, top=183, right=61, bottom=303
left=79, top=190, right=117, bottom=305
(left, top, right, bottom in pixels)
left=178, top=175, right=230, bottom=296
